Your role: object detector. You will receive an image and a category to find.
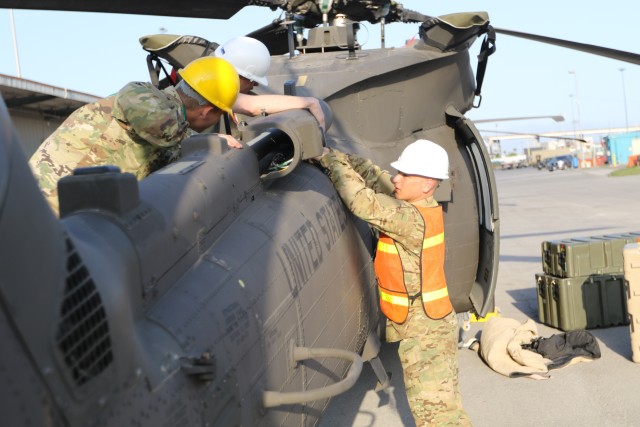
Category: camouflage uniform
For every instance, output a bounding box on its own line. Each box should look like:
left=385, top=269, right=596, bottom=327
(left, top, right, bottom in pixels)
left=319, top=149, right=471, bottom=426
left=29, top=82, right=193, bottom=215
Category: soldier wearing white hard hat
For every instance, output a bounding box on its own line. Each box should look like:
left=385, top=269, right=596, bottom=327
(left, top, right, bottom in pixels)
left=313, top=140, right=470, bottom=426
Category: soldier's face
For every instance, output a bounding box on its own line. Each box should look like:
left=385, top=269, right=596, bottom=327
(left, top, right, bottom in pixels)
left=392, top=172, right=435, bottom=203
left=239, top=76, right=258, bottom=94
left=189, top=107, right=223, bottom=132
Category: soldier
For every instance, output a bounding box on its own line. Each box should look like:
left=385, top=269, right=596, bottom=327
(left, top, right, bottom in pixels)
left=143, top=34, right=325, bottom=129
left=29, top=56, right=240, bottom=216
left=211, top=36, right=325, bottom=140
left=213, top=36, right=270, bottom=95
left=30, top=54, right=325, bottom=216
left=314, top=140, right=471, bottom=426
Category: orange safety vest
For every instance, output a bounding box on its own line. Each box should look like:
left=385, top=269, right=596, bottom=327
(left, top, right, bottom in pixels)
left=374, top=205, right=453, bottom=323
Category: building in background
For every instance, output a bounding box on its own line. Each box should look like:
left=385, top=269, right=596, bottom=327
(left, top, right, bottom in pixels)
left=605, top=131, right=640, bottom=167
left=0, top=73, right=99, bottom=158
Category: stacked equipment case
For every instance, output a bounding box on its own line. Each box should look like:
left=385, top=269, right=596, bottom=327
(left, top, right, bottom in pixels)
left=624, top=243, right=640, bottom=363
left=536, top=232, right=640, bottom=331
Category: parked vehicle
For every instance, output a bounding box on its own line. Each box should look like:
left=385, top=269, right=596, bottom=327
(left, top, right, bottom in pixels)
left=493, top=154, right=527, bottom=169
left=547, top=155, right=576, bottom=171
left=537, top=158, right=550, bottom=170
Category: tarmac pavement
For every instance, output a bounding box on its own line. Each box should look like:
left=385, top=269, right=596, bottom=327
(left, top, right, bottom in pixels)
left=319, top=165, right=640, bottom=427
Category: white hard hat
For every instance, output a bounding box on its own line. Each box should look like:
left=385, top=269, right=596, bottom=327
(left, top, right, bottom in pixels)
left=390, top=139, right=449, bottom=179
left=214, top=36, right=270, bottom=86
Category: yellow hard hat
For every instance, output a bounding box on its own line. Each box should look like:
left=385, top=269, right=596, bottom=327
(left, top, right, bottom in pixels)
left=178, top=57, right=240, bottom=115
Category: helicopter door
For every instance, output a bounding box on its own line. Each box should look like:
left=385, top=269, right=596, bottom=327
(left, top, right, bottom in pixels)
left=447, top=106, right=499, bottom=317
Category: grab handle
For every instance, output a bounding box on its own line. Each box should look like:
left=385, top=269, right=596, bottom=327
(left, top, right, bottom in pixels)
left=262, top=346, right=363, bottom=408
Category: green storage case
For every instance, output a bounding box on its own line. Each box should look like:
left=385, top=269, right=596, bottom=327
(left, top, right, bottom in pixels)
left=542, top=233, right=639, bottom=278
left=536, top=273, right=558, bottom=328
left=535, top=273, right=628, bottom=331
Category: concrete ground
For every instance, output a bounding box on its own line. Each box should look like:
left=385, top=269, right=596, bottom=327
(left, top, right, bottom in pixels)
left=319, top=165, right=640, bottom=427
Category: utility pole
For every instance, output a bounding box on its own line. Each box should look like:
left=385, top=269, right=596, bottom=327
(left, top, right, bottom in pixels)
left=10, top=9, right=22, bottom=78
left=569, top=70, right=583, bottom=166
left=569, top=94, right=576, bottom=141
left=620, top=68, right=629, bottom=132
left=568, top=70, right=580, bottom=131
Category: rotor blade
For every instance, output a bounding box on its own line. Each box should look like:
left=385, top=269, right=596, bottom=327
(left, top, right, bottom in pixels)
left=494, top=28, right=640, bottom=65
left=0, top=0, right=249, bottom=19
left=479, top=129, right=587, bottom=143
left=388, top=5, right=431, bottom=23
left=474, top=115, right=564, bottom=124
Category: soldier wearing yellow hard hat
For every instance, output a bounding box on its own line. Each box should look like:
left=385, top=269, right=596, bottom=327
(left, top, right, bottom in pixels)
left=139, top=33, right=326, bottom=129
left=29, top=56, right=241, bottom=216
left=178, top=56, right=239, bottom=115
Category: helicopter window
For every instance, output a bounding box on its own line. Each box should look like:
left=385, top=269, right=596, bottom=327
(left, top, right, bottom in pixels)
left=467, top=143, right=493, bottom=231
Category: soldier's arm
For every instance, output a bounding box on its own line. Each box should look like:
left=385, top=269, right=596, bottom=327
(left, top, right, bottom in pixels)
left=319, top=150, right=422, bottom=244
left=345, top=153, right=395, bottom=196
left=233, top=94, right=325, bottom=130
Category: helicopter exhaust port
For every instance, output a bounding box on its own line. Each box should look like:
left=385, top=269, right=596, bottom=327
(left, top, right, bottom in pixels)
left=240, top=108, right=325, bottom=180
left=245, top=128, right=294, bottom=176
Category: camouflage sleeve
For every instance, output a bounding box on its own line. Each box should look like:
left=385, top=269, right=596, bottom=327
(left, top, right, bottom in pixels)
left=345, top=152, right=395, bottom=196
left=319, top=150, right=423, bottom=247
left=113, top=82, right=190, bottom=148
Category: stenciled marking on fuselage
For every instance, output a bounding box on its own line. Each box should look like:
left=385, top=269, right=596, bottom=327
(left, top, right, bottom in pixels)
left=276, top=195, right=349, bottom=290
left=316, top=193, right=348, bottom=251
left=223, top=301, right=249, bottom=345
left=278, top=219, right=323, bottom=289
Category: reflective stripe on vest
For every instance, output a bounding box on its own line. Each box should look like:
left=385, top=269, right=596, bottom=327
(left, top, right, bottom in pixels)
left=423, top=286, right=449, bottom=302
left=379, top=284, right=449, bottom=306
left=374, top=204, right=453, bottom=322
left=377, top=232, right=444, bottom=254
left=379, top=288, right=409, bottom=306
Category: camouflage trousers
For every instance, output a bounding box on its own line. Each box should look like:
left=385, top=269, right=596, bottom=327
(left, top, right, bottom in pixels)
left=396, top=312, right=472, bottom=426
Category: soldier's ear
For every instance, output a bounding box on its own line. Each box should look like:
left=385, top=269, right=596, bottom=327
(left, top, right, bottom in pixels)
left=422, top=177, right=436, bottom=194
left=198, top=105, right=216, bottom=119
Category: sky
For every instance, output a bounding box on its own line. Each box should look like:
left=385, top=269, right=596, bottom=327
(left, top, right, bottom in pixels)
left=1, top=1, right=639, bottom=154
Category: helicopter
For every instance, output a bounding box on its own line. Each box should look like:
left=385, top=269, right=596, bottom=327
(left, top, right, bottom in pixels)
left=2, top=1, right=638, bottom=426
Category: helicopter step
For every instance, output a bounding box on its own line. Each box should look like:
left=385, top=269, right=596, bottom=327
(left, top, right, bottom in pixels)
left=361, top=331, right=392, bottom=392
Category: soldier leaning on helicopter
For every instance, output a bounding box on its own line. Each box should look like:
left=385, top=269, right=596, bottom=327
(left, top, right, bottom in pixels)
left=153, top=35, right=326, bottom=137
left=313, top=140, right=472, bottom=427
left=213, top=36, right=270, bottom=95
left=29, top=52, right=325, bottom=216
left=201, top=36, right=326, bottom=142
left=29, top=56, right=239, bottom=216
left=215, top=36, right=325, bottom=128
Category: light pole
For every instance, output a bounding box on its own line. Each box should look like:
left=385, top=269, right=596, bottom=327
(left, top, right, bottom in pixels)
left=569, top=94, right=576, bottom=141
left=620, top=68, right=629, bottom=132
left=568, top=71, right=580, bottom=131
left=9, top=9, right=22, bottom=78
left=569, top=70, right=584, bottom=165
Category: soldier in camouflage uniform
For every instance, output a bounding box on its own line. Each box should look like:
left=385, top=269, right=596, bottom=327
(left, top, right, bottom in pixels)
left=315, top=140, right=471, bottom=426
left=29, top=55, right=326, bottom=216
left=29, top=56, right=240, bottom=216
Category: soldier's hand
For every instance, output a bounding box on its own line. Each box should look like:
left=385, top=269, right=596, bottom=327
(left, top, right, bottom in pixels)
left=308, top=147, right=331, bottom=162
left=305, top=98, right=325, bottom=131
left=220, top=134, right=243, bottom=149
left=316, top=147, right=331, bottom=159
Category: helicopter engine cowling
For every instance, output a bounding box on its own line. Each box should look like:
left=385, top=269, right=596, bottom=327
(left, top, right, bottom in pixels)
left=0, top=101, right=379, bottom=426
